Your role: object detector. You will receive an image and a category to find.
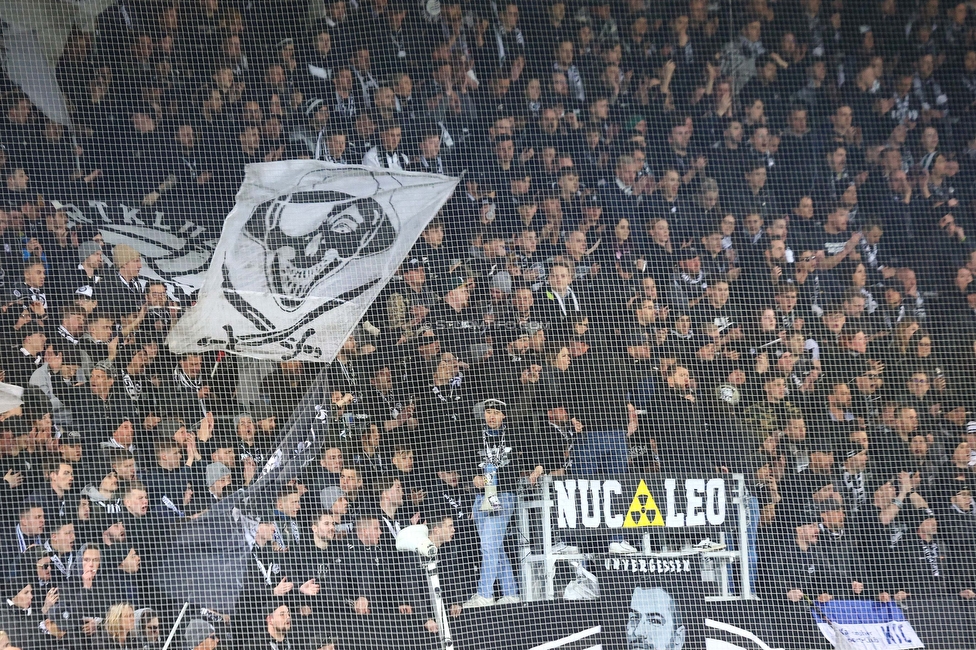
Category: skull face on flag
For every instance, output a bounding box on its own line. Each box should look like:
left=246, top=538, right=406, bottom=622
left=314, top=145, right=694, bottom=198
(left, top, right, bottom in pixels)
left=169, top=161, right=458, bottom=362
left=221, top=185, right=400, bottom=336
left=244, top=190, right=397, bottom=312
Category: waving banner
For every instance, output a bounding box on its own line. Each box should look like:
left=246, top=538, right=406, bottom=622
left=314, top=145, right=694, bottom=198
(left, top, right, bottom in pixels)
left=167, top=161, right=458, bottom=361
left=51, top=199, right=216, bottom=296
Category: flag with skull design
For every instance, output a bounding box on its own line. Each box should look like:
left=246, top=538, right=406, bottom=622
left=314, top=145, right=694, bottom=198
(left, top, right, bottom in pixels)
left=168, top=161, right=458, bottom=361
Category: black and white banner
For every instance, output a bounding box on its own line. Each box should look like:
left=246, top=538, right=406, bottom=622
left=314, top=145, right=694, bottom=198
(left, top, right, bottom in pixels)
left=52, top=199, right=216, bottom=295
left=597, top=563, right=707, bottom=650
left=168, top=161, right=458, bottom=361
left=554, top=476, right=729, bottom=530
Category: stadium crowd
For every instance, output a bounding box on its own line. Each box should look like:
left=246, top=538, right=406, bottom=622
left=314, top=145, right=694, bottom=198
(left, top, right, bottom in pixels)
left=3, top=0, right=976, bottom=648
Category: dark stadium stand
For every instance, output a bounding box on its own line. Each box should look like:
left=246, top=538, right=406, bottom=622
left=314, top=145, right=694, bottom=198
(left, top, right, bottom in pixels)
left=3, top=0, right=976, bottom=648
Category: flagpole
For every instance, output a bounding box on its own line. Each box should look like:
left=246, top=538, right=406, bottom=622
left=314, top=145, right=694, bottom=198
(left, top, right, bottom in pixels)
left=161, top=602, right=191, bottom=650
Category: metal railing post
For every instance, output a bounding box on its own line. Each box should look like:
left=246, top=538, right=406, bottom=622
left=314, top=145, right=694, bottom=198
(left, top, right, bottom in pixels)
left=541, top=476, right=556, bottom=600
left=736, top=474, right=751, bottom=598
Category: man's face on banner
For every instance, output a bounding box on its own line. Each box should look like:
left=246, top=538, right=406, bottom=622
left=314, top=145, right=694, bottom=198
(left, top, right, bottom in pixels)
left=626, top=587, right=686, bottom=650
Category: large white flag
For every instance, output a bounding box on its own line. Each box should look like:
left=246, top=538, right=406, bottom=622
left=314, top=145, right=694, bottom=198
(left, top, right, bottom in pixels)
left=167, top=161, right=458, bottom=361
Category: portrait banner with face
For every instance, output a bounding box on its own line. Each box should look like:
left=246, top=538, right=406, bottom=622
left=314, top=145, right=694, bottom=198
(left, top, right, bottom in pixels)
left=597, top=563, right=706, bottom=650
left=167, top=161, right=458, bottom=361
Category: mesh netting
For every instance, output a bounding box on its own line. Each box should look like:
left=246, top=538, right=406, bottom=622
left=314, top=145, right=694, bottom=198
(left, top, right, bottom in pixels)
left=1, top=1, right=976, bottom=649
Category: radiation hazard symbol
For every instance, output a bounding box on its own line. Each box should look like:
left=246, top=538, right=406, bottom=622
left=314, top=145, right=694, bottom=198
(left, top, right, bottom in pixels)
left=622, top=479, right=665, bottom=528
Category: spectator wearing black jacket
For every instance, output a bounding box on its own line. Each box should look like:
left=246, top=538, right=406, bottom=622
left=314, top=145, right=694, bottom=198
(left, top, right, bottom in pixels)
left=164, top=354, right=211, bottom=426
left=815, top=501, right=867, bottom=600
left=18, top=546, right=62, bottom=625
left=735, top=164, right=781, bottom=221
left=303, top=446, right=343, bottom=498
left=117, top=482, right=155, bottom=607
left=144, top=439, right=194, bottom=520
left=374, top=476, right=415, bottom=552
left=0, top=504, right=46, bottom=580
left=259, top=361, right=314, bottom=425
left=0, top=580, right=39, bottom=650
left=238, top=520, right=305, bottom=643
left=599, top=155, right=647, bottom=224
left=7, top=325, right=47, bottom=393
left=425, top=511, right=472, bottom=624
left=654, top=365, right=707, bottom=476
left=421, top=449, right=477, bottom=558
left=289, top=511, right=347, bottom=649
left=61, top=543, right=115, bottom=644
left=937, top=481, right=976, bottom=603
left=766, top=513, right=833, bottom=649
left=393, top=510, right=464, bottom=648
left=342, top=513, right=410, bottom=650
left=885, top=515, right=975, bottom=641
left=44, top=519, right=78, bottom=587
left=155, top=123, right=219, bottom=216
left=101, top=245, right=145, bottom=319
left=258, top=604, right=294, bottom=650
left=102, top=110, right=164, bottom=203
left=31, top=460, right=79, bottom=526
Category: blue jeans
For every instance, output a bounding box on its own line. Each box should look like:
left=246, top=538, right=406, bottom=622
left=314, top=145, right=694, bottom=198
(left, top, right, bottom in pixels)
left=473, top=492, right=518, bottom=599
left=571, top=430, right=628, bottom=475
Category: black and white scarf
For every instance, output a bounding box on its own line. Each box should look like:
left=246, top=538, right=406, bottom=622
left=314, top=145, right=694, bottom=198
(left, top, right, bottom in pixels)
left=920, top=539, right=941, bottom=577
left=19, top=347, right=41, bottom=368
left=17, top=284, right=47, bottom=308
left=57, top=325, right=79, bottom=346
left=44, top=541, right=74, bottom=579
left=842, top=470, right=866, bottom=510
left=418, top=156, right=445, bottom=174
left=252, top=549, right=281, bottom=586
left=482, top=423, right=511, bottom=470
left=173, top=366, right=201, bottom=391
left=675, top=270, right=708, bottom=294
left=279, top=514, right=300, bottom=543
left=15, top=524, right=42, bottom=553
left=174, top=366, right=206, bottom=416
left=122, top=372, right=142, bottom=401
left=431, top=375, right=463, bottom=423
